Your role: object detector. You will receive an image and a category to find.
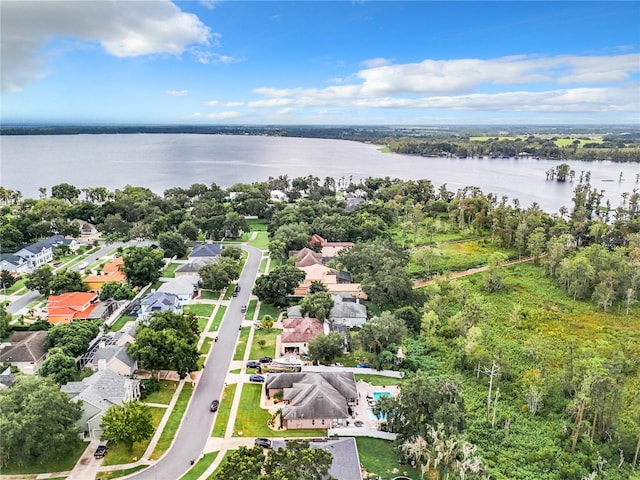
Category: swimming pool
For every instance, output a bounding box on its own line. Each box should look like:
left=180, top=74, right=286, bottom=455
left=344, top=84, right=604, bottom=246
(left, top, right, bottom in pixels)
left=367, top=391, right=391, bottom=420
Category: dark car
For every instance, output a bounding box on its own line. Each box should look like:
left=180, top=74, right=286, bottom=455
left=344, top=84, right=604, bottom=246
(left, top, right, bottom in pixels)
left=249, top=374, right=265, bottom=383
left=210, top=400, right=220, bottom=412
left=247, top=361, right=261, bottom=368
left=255, top=437, right=271, bottom=448
left=353, top=420, right=364, bottom=427
left=259, top=356, right=272, bottom=363
left=94, top=445, right=108, bottom=459
left=235, top=285, right=241, bottom=293
left=357, top=363, right=372, bottom=368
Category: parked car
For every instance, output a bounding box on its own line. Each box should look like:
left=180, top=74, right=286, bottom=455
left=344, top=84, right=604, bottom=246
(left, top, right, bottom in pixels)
left=246, top=361, right=261, bottom=368
left=241, top=305, right=247, bottom=313
left=357, top=363, right=372, bottom=368
left=94, top=444, right=108, bottom=458
left=210, top=400, right=220, bottom=412
left=235, top=285, right=241, bottom=293
left=353, top=420, right=364, bottom=427
left=255, top=437, right=271, bottom=448
left=249, top=374, right=265, bottom=383
left=259, top=356, right=272, bottom=363
left=232, top=291, right=238, bottom=297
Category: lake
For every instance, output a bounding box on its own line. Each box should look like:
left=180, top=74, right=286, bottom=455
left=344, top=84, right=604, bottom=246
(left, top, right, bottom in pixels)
left=2, top=133, right=639, bottom=214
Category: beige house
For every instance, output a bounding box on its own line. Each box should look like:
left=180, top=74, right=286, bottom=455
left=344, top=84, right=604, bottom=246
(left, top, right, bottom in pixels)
left=294, top=264, right=366, bottom=299
left=265, top=372, right=357, bottom=429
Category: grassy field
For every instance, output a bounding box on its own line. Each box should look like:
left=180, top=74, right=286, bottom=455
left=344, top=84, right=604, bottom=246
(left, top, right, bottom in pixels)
left=247, top=218, right=269, bottom=231
left=249, top=328, right=278, bottom=360
left=223, top=284, right=235, bottom=300
left=184, top=304, right=215, bottom=318
left=200, top=336, right=213, bottom=355
left=259, top=256, right=268, bottom=273
left=355, top=437, right=421, bottom=480
left=258, top=302, right=280, bottom=321
left=469, top=135, right=604, bottom=148
left=143, top=379, right=179, bottom=405
left=233, top=327, right=251, bottom=361
left=109, top=315, right=136, bottom=332
left=267, top=257, right=282, bottom=272
left=95, top=464, right=147, bottom=479
left=248, top=231, right=269, bottom=250
left=103, top=406, right=165, bottom=465
left=150, top=383, right=194, bottom=460
left=211, top=383, right=237, bottom=437
left=245, top=299, right=257, bottom=319
left=162, top=262, right=181, bottom=278
left=197, top=316, right=208, bottom=333
left=354, top=374, right=404, bottom=386
left=6, top=277, right=26, bottom=294
left=179, top=451, right=218, bottom=480
left=209, top=305, right=226, bottom=331
left=233, top=384, right=326, bottom=437
left=0, top=440, right=87, bottom=474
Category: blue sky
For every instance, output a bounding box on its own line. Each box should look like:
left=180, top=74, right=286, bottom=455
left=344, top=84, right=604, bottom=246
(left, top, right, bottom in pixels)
left=1, top=1, right=639, bottom=125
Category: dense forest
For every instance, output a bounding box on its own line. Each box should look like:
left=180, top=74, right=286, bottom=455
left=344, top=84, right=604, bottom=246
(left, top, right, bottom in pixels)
left=1, top=173, right=639, bottom=479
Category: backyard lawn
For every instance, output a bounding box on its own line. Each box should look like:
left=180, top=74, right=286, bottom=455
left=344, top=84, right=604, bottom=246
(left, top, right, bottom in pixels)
left=109, top=315, right=136, bottom=332
left=162, top=262, right=181, bottom=278
left=249, top=328, right=278, bottom=360
left=354, top=374, right=404, bottom=386
left=355, top=437, right=420, bottom=480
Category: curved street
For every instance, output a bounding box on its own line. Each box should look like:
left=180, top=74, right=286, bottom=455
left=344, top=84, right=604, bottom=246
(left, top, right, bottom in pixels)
left=127, top=244, right=262, bottom=480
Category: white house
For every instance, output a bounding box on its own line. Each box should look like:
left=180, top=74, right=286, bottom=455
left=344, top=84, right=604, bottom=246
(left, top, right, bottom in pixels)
left=158, top=275, right=199, bottom=305
left=137, top=291, right=181, bottom=320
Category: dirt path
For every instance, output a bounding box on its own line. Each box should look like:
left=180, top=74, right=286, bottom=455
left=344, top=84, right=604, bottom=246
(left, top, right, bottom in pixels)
left=412, top=255, right=536, bottom=289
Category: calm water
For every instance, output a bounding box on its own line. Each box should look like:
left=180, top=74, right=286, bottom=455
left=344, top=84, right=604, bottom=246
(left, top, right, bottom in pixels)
left=2, top=134, right=639, bottom=214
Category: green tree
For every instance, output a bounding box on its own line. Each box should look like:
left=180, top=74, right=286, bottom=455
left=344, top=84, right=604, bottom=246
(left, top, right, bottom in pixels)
left=0, top=376, right=82, bottom=466
left=395, top=305, right=421, bottom=333
left=272, top=222, right=311, bottom=251
left=99, top=281, right=135, bottom=301
left=253, top=265, right=306, bottom=307
left=199, top=257, right=240, bottom=291
left=51, top=182, right=81, bottom=203
left=299, top=291, right=334, bottom=320
left=50, top=270, right=88, bottom=295
left=223, top=211, right=248, bottom=238
left=158, top=232, right=187, bottom=258
left=25, top=265, right=54, bottom=296
left=46, top=321, right=100, bottom=357
left=212, top=446, right=264, bottom=479
left=38, top=347, right=77, bottom=384
left=0, top=270, right=16, bottom=292
left=355, top=311, right=407, bottom=358
left=308, top=331, right=344, bottom=364
left=268, top=239, right=288, bottom=261
left=123, top=246, right=165, bottom=288
left=178, top=219, right=199, bottom=241
left=484, top=252, right=507, bottom=292
left=101, top=401, right=154, bottom=451
left=0, top=305, right=12, bottom=339
left=527, top=227, right=546, bottom=264
left=308, top=280, right=327, bottom=294
left=221, top=245, right=243, bottom=260
left=263, top=440, right=334, bottom=480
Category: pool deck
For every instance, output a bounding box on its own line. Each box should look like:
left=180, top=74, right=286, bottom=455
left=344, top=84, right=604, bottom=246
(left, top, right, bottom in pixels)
left=351, top=379, right=400, bottom=429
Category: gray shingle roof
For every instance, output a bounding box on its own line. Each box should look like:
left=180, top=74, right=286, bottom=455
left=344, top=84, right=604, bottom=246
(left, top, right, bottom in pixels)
left=0, top=331, right=47, bottom=363
left=188, top=244, right=222, bottom=258
left=140, top=291, right=178, bottom=308
left=61, top=369, right=139, bottom=411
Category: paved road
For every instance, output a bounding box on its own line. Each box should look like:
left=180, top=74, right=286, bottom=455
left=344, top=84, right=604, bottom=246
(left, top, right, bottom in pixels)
left=129, top=245, right=262, bottom=480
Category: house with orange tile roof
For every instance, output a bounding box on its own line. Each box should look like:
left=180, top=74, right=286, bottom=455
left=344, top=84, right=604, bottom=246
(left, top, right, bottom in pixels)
left=308, top=234, right=354, bottom=259
left=84, top=257, right=126, bottom=292
left=280, top=317, right=326, bottom=356
left=294, top=264, right=367, bottom=299
left=47, top=292, right=99, bottom=324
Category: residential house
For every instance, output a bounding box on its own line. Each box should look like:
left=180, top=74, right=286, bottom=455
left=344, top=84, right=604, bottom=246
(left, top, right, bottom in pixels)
left=344, top=195, right=366, bottom=213
left=0, top=367, right=15, bottom=388
left=271, top=438, right=363, bottom=480
left=137, top=291, right=181, bottom=320
left=84, top=257, right=126, bottom=292
left=280, top=317, right=326, bottom=356
left=0, top=253, right=30, bottom=275
left=265, top=372, right=358, bottom=430
left=174, top=258, right=210, bottom=277
left=308, top=234, right=354, bottom=260
left=288, top=294, right=367, bottom=328
left=14, top=235, right=78, bottom=272
left=270, top=189, right=289, bottom=202
left=0, top=331, right=47, bottom=374
left=73, top=219, right=98, bottom=236
left=188, top=243, right=222, bottom=261
left=158, top=275, right=199, bottom=305
left=79, top=323, right=138, bottom=376
left=294, top=264, right=366, bottom=299
left=61, top=367, right=140, bottom=438
left=291, top=247, right=323, bottom=268
left=46, top=291, right=99, bottom=324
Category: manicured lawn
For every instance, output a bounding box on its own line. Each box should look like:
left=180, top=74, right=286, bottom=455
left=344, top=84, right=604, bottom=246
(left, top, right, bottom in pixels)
left=267, top=257, right=282, bottom=272
left=0, top=440, right=87, bottom=474
left=162, top=262, right=181, bottom=278
left=179, top=451, right=218, bottom=480
left=96, top=464, right=147, bottom=479
left=354, top=374, right=404, bottom=386
left=211, top=383, right=237, bottom=437
left=233, top=384, right=325, bottom=437
left=102, top=406, right=165, bottom=465
left=355, top=437, right=421, bottom=480
left=245, top=299, right=257, bottom=319
left=150, top=383, right=195, bottom=460
left=259, top=257, right=268, bottom=273
left=258, top=302, right=280, bottom=320
left=200, top=337, right=213, bottom=354
left=199, top=289, right=221, bottom=300
left=143, top=379, right=179, bottom=405
left=6, top=278, right=26, bottom=294
left=247, top=219, right=269, bottom=231
left=223, top=284, right=235, bottom=300
left=210, top=306, right=226, bottom=331
left=233, top=327, right=251, bottom=361
left=184, top=304, right=215, bottom=317
left=109, top=315, right=136, bottom=332
left=249, top=328, right=278, bottom=360
left=197, top=316, right=208, bottom=333
left=248, top=231, right=269, bottom=250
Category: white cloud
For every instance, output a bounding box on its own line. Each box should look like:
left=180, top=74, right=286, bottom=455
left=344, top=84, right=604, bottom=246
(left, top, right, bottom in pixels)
left=276, top=108, right=296, bottom=115
left=224, top=101, right=245, bottom=107
left=204, top=100, right=220, bottom=106
left=207, top=111, right=240, bottom=119
left=361, top=57, right=392, bottom=68
left=165, top=90, right=188, bottom=97
left=1, top=0, right=212, bottom=93
left=247, top=54, right=639, bottom=115
left=199, top=0, right=219, bottom=10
